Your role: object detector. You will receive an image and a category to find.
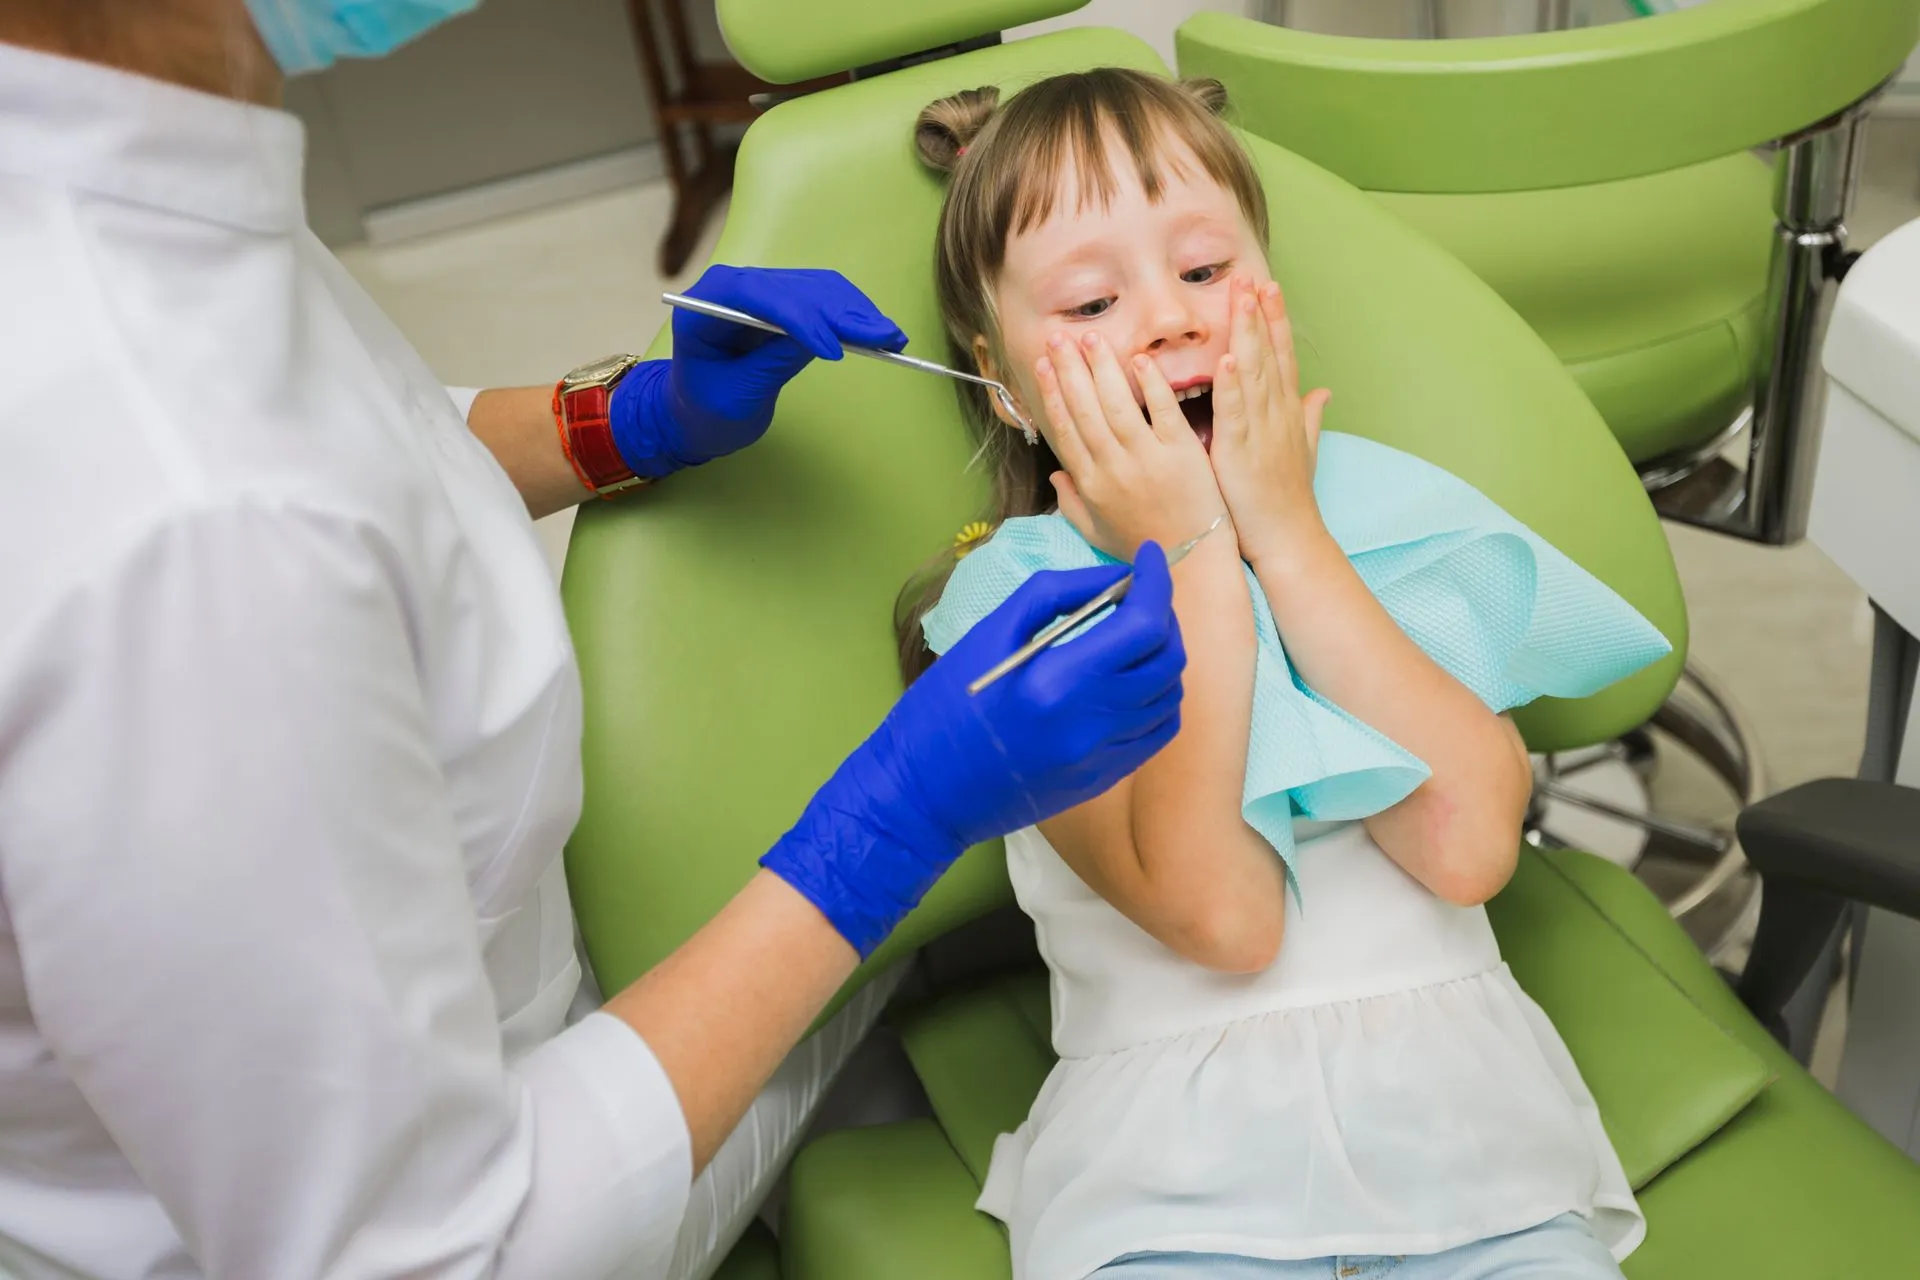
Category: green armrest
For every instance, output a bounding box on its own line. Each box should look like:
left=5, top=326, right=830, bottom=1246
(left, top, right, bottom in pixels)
left=1547, top=854, right=1920, bottom=1278
left=711, top=1219, right=783, bottom=1280
left=1176, top=2, right=1920, bottom=193
left=786, top=1120, right=1013, bottom=1279
left=1485, top=850, right=1773, bottom=1188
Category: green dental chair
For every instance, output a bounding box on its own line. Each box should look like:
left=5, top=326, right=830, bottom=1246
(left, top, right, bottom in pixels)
left=557, top=2, right=1920, bottom=1276
left=1178, top=0, right=1920, bottom=958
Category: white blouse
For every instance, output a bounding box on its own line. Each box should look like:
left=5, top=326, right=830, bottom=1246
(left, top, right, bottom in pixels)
left=0, top=42, right=689, bottom=1278
left=976, top=821, right=1645, bottom=1280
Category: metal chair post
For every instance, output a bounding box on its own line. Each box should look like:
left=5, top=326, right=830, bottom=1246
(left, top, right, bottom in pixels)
left=1657, top=88, right=1881, bottom=544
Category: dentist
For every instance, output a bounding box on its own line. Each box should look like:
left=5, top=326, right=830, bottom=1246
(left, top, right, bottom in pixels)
left=0, top=2, right=1185, bottom=1276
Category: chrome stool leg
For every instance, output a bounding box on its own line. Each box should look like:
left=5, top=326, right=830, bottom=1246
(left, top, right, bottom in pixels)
left=1528, top=660, right=1766, bottom=964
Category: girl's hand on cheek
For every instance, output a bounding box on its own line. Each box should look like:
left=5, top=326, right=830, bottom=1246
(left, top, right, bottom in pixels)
left=1036, top=330, right=1227, bottom=562
left=1209, top=275, right=1333, bottom=569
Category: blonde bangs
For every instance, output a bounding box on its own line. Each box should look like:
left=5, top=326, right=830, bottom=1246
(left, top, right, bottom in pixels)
left=1003, top=82, right=1268, bottom=244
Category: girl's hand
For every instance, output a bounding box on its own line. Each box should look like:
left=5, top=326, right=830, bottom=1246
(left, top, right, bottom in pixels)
left=1209, top=275, right=1334, bottom=569
left=1037, top=330, right=1228, bottom=561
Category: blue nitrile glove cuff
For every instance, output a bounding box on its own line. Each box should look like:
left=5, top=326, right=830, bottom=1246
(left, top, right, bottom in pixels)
left=607, top=264, right=908, bottom=480
left=760, top=545, right=1189, bottom=958
left=606, top=360, right=682, bottom=481
left=761, top=734, right=964, bottom=959
left=606, top=353, right=789, bottom=481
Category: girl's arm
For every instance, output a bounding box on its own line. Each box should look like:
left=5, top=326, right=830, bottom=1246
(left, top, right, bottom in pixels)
left=1031, top=334, right=1287, bottom=973
left=1211, top=277, right=1532, bottom=906
left=1247, top=532, right=1533, bottom=905
left=1040, top=534, right=1286, bottom=973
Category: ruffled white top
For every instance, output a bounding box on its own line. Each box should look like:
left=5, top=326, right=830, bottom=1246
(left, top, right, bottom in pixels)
left=973, top=820, right=1645, bottom=1280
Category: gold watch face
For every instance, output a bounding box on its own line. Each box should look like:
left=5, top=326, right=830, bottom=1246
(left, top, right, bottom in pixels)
left=565, top=353, right=639, bottom=390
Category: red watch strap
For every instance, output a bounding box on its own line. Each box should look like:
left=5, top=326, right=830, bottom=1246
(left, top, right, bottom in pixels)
left=551, top=382, right=599, bottom=496
left=553, top=378, right=648, bottom=498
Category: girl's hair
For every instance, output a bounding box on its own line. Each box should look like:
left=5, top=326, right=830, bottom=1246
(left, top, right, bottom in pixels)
left=893, top=67, right=1270, bottom=683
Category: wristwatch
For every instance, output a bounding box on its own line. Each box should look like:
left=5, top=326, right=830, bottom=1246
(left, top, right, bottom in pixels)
left=553, top=353, right=651, bottom=498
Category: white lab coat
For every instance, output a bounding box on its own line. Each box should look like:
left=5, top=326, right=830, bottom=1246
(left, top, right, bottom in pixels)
left=0, top=42, right=694, bottom=1278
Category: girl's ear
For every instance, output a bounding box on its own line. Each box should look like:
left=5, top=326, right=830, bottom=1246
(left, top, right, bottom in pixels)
left=972, top=334, right=1027, bottom=432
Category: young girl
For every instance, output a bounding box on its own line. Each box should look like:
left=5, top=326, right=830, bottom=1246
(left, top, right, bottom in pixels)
left=896, top=70, right=1674, bottom=1280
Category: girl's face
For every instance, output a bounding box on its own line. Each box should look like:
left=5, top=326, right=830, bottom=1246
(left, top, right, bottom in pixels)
left=982, top=134, right=1271, bottom=452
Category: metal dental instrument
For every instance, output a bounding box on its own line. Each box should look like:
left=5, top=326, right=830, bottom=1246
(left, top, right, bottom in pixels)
left=966, top=514, right=1228, bottom=696
left=660, top=291, right=1037, bottom=439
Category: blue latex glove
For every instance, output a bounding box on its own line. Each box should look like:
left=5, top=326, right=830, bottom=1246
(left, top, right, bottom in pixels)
left=763, top=544, right=1186, bottom=957
left=609, top=265, right=908, bottom=479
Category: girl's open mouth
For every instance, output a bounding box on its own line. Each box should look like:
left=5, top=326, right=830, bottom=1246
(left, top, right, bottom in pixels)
left=1174, top=381, right=1215, bottom=452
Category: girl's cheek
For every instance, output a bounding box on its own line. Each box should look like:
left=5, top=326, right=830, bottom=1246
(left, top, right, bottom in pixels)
left=997, top=322, right=1044, bottom=381
left=1008, top=368, right=1045, bottom=422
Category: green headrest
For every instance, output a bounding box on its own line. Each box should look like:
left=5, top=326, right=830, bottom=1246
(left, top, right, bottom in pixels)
left=718, top=0, right=1085, bottom=84
left=1178, top=0, right=1920, bottom=193
left=561, top=27, right=1687, bottom=1010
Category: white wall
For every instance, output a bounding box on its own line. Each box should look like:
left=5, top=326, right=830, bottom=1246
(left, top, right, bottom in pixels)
left=1009, top=0, right=1255, bottom=71
left=1278, top=1, right=1604, bottom=37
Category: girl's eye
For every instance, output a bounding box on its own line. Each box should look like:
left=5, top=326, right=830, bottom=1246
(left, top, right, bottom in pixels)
left=1067, top=297, right=1114, bottom=319
left=1182, top=261, right=1230, bottom=285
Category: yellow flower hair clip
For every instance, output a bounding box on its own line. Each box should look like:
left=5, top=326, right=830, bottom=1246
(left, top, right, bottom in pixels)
left=953, top=521, right=993, bottom=559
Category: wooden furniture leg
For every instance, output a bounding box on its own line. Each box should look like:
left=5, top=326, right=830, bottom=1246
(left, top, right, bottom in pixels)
left=626, top=0, right=848, bottom=277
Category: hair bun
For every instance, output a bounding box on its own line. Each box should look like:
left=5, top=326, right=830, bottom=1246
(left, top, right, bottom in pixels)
left=915, top=86, right=1001, bottom=173
left=1179, top=77, right=1230, bottom=117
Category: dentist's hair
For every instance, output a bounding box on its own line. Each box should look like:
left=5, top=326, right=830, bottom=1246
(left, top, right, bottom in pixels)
left=894, top=67, right=1268, bottom=683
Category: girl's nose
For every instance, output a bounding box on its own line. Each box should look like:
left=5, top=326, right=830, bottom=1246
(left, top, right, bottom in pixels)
left=1139, top=283, right=1207, bottom=354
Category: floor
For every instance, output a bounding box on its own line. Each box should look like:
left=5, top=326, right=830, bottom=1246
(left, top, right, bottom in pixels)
left=337, top=115, right=1920, bottom=1089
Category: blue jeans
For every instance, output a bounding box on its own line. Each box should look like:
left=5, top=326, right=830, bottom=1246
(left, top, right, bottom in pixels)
left=1096, top=1213, right=1624, bottom=1279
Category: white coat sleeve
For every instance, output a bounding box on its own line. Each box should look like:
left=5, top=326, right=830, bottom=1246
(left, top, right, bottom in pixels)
left=445, top=385, right=483, bottom=422
left=0, top=499, right=690, bottom=1278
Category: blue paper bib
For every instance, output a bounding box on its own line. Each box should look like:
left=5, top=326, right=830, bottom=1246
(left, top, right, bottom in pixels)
left=920, top=433, right=1672, bottom=890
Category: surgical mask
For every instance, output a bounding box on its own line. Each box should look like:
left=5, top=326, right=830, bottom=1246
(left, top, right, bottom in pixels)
left=244, top=0, right=480, bottom=76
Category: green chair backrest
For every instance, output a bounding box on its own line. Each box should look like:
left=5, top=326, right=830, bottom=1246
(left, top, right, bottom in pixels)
left=1177, top=0, right=1920, bottom=193
left=561, top=24, right=1687, bottom=1010
left=719, top=0, right=1082, bottom=84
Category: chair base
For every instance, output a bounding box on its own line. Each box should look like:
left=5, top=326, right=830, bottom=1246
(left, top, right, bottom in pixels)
left=1636, top=395, right=1766, bottom=539
left=1640, top=405, right=1751, bottom=501
left=1530, top=661, right=1766, bottom=966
